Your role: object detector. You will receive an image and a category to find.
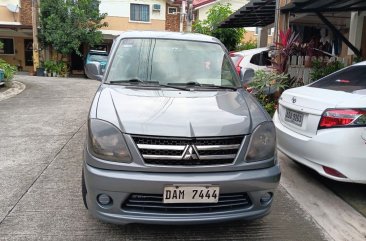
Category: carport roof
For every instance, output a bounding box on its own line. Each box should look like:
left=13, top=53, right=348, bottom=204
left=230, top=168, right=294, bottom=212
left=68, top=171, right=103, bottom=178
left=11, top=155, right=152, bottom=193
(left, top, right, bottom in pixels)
left=219, top=0, right=276, bottom=28
left=281, top=0, right=366, bottom=13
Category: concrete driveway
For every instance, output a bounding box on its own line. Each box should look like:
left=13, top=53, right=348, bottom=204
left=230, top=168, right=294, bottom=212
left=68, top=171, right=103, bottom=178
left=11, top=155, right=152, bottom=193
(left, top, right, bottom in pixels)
left=0, top=76, right=330, bottom=240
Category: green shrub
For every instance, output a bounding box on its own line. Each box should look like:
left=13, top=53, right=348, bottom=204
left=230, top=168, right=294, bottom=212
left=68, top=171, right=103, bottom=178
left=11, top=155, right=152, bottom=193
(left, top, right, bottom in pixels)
left=310, top=60, right=345, bottom=82
left=0, top=59, right=17, bottom=86
left=249, top=70, right=288, bottom=116
left=236, top=40, right=257, bottom=51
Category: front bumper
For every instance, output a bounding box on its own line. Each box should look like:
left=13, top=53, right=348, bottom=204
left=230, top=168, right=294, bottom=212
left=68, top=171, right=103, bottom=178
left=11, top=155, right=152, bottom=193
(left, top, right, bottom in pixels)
left=84, top=162, right=281, bottom=225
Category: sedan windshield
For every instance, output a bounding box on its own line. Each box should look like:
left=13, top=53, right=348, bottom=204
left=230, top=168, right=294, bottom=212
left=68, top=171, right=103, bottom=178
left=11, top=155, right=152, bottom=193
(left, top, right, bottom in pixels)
left=106, top=38, right=239, bottom=87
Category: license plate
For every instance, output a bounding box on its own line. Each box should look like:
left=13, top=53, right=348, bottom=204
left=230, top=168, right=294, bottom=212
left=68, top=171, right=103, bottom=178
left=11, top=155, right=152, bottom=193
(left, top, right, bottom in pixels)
left=285, top=109, right=304, bottom=126
left=163, top=185, right=219, bottom=203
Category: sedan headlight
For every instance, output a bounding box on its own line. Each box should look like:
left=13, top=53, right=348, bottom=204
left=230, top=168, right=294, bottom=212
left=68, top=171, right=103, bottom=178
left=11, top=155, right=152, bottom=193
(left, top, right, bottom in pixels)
left=246, top=122, right=276, bottom=162
left=88, top=119, right=131, bottom=162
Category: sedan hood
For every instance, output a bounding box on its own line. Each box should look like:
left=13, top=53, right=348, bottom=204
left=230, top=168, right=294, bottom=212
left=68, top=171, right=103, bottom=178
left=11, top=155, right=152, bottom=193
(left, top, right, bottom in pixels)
left=96, top=86, right=252, bottom=137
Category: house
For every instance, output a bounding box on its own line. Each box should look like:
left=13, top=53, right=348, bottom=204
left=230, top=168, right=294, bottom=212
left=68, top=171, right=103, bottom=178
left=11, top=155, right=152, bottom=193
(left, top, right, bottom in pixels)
left=0, top=0, right=33, bottom=72
left=99, top=0, right=184, bottom=40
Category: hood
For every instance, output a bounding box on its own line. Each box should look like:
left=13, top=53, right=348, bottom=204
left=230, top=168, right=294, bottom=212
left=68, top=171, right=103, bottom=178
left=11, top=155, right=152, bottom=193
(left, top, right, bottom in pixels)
left=96, top=86, right=252, bottom=137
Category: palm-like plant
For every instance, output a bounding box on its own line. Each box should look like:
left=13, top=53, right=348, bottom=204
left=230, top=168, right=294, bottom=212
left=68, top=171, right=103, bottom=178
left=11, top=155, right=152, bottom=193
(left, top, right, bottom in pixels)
left=272, top=29, right=300, bottom=74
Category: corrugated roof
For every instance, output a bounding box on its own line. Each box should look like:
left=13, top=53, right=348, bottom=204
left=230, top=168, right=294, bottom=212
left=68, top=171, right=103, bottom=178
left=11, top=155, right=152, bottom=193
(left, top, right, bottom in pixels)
left=219, top=0, right=276, bottom=28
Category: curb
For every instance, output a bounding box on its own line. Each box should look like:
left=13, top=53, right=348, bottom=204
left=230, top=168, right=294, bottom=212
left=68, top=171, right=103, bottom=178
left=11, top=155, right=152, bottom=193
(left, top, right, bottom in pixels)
left=0, top=81, right=26, bottom=102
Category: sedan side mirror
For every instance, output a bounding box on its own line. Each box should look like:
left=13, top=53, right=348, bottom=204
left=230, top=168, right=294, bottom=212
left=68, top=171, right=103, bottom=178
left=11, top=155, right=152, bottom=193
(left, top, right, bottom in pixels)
left=240, top=68, right=254, bottom=85
left=85, top=62, right=103, bottom=81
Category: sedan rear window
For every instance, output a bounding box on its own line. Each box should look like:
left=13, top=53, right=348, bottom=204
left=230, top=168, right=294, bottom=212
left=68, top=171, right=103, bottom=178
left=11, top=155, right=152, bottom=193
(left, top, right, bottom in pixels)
left=310, top=66, right=366, bottom=93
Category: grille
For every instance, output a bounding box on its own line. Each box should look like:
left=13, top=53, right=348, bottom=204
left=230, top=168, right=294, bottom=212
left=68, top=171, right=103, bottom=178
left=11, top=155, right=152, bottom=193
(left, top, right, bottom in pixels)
left=132, top=135, right=244, bottom=166
left=122, top=193, right=252, bottom=214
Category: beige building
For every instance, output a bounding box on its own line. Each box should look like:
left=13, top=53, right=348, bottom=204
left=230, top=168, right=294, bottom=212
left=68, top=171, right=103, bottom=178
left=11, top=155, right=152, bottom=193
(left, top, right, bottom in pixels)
left=99, top=0, right=184, bottom=40
left=0, top=0, right=33, bottom=72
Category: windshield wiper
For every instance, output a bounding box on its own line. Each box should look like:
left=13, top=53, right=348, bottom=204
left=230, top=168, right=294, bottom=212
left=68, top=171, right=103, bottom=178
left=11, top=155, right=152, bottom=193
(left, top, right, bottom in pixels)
left=167, top=82, right=239, bottom=91
left=109, top=79, right=189, bottom=91
left=109, top=78, right=157, bottom=84
left=199, top=84, right=240, bottom=91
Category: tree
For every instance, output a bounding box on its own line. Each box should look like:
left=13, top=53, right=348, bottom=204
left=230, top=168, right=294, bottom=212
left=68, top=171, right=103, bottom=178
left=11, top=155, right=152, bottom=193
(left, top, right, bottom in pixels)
left=39, top=0, right=107, bottom=56
left=193, top=3, right=244, bottom=51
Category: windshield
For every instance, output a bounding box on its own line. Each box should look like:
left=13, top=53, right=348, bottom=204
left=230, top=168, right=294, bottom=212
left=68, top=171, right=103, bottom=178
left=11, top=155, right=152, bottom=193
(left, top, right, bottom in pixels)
left=106, top=38, right=239, bottom=87
left=89, top=54, right=108, bottom=62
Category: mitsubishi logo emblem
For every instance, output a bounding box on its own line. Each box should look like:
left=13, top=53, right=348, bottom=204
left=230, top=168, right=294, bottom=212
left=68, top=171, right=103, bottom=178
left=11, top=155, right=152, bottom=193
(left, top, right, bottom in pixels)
left=183, top=145, right=199, bottom=160
left=292, top=97, right=297, bottom=103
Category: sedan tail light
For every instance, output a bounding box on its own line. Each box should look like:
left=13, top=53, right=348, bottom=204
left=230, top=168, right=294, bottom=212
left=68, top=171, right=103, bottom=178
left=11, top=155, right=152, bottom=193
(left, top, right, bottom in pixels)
left=318, top=109, right=366, bottom=129
left=229, top=53, right=244, bottom=75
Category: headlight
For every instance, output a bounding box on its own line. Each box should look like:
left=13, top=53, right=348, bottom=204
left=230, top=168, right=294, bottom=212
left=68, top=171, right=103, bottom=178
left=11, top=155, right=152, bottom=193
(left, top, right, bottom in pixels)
left=245, top=122, right=276, bottom=162
left=88, top=119, right=131, bottom=162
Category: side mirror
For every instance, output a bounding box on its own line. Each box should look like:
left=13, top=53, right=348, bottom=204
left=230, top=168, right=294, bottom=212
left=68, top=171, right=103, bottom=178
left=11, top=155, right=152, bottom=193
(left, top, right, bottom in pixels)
left=85, top=62, right=103, bottom=81
left=240, top=68, right=254, bottom=85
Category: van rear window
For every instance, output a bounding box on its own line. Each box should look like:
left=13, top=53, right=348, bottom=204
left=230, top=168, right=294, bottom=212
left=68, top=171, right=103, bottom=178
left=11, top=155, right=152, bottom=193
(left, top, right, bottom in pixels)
left=310, top=66, right=366, bottom=93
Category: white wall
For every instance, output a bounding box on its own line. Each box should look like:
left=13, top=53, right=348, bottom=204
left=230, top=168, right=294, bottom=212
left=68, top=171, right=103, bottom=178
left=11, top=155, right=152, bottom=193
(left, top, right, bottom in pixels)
left=100, top=0, right=166, bottom=20
left=197, top=0, right=247, bottom=21
left=0, top=0, right=19, bottom=7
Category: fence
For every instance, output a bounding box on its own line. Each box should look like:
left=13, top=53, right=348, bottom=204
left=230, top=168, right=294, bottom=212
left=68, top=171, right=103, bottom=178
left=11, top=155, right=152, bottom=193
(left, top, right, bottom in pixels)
left=287, top=55, right=348, bottom=85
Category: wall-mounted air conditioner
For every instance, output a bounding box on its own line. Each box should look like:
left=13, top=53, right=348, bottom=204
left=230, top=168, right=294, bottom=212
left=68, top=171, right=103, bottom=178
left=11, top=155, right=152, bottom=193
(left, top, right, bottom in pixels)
left=153, top=4, right=161, bottom=11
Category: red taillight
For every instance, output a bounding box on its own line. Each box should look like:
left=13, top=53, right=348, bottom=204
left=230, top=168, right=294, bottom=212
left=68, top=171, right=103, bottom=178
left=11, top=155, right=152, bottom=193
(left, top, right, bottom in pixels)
left=236, top=66, right=241, bottom=75
left=323, top=166, right=347, bottom=178
left=230, top=54, right=244, bottom=75
left=319, top=109, right=366, bottom=129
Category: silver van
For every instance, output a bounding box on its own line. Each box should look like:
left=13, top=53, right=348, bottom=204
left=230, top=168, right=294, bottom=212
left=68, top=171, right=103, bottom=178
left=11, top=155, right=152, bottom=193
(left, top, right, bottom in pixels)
left=82, top=31, right=280, bottom=225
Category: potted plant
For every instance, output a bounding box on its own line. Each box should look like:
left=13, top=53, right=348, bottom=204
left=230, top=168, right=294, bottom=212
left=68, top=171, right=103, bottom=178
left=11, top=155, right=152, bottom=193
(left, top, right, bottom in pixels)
left=0, top=59, right=17, bottom=87
left=43, top=60, right=53, bottom=77
left=36, top=61, right=45, bottom=77
left=52, top=62, right=58, bottom=77
left=58, top=61, right=69, bottom=77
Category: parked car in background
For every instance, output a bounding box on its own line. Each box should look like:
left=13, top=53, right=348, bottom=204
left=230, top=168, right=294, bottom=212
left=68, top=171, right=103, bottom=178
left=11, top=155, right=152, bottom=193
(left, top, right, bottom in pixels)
left=84, top=50, right=108, bottom=80
left=274, top=62, right=366, bottom=184
left=82, top=31, right=280, bottom=225
left=230, top=47, right=272, bottom=81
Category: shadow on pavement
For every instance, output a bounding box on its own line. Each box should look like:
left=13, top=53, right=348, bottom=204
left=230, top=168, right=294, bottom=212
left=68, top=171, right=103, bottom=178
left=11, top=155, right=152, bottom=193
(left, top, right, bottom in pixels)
left=291, top=160, right=366, bottom=218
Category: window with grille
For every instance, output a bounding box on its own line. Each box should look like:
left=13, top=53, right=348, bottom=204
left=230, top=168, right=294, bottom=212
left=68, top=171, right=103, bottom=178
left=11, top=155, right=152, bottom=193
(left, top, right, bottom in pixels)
left=130, top=4, right=150, bottom=22
left=0, top=38, right=14, bottom=55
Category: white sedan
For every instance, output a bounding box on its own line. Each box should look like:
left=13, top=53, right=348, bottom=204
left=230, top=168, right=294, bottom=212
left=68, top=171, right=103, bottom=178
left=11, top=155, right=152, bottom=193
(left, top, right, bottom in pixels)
left=274, top=62, right=366, bottom=183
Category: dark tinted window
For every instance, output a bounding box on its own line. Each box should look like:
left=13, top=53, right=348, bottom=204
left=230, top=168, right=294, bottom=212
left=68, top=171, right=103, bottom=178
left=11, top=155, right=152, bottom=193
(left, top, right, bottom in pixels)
left=310, top=66, right=366, bottom=93
left=250, top=51, right=270, bottom=66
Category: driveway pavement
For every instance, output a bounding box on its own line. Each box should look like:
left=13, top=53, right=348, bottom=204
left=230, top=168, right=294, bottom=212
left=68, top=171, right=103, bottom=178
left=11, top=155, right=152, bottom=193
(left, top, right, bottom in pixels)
left=0, top=76, right=330, bottom=240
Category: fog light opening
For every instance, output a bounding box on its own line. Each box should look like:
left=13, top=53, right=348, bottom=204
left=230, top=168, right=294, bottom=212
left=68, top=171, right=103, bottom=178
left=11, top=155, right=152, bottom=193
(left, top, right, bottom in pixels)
left=97, top=194, right=112, bottom=206
left=260, top=192, right=273, bottom=205
left=323, top=166, right=347, bottom=178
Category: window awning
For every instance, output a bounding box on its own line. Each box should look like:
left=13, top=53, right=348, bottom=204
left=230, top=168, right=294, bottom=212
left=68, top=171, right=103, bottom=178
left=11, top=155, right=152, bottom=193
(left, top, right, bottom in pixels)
left=219, top=0, right=276, bottom=28
left=281, top=0, right=366, bottom=13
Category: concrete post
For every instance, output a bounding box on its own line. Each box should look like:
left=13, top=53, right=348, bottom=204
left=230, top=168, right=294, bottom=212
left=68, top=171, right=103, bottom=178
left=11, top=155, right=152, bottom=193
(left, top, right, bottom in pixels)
left=276, top=0, right=289, bottom=38
left=186, top=0, right=193, bottom=32
left=180, top=1, right=186, bottom=32
left=258, top=27, right=269, bottom=47
left=32, top=0, right=39, bottom=73
left=348, top=11, right=366, bottom=55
